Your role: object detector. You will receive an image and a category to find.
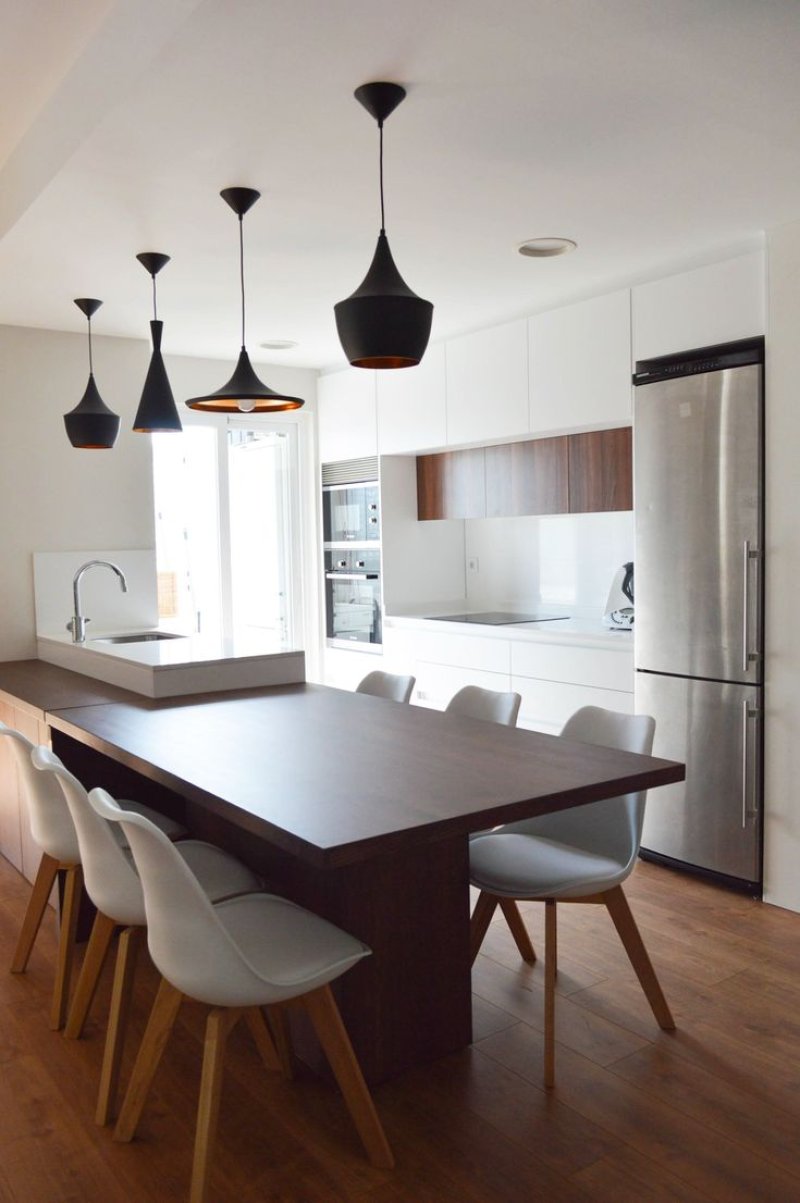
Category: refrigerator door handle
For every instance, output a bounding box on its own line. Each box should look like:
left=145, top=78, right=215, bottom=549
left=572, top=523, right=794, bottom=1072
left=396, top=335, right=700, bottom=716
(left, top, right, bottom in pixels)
left=741, top=699, right=761, bottom=828
left=742, top=542, right=762, bottom=674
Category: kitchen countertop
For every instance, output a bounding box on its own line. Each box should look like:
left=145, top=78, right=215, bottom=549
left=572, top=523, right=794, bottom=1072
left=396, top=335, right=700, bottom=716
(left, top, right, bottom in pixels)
left=385, top=607, right=633, bottom=650
left=36, top=628, right=306, bottom=698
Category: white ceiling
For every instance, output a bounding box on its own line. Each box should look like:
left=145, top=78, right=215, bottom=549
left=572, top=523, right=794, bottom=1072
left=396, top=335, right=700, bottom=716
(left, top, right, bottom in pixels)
left=1, top=0, right=798, bottom=372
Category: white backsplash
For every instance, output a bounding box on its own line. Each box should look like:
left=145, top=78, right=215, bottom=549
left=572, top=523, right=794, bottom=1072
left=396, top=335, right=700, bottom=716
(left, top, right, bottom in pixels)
left=33, top=549, right=159, bottom=636
left=464, top=511, right=634, bottom=618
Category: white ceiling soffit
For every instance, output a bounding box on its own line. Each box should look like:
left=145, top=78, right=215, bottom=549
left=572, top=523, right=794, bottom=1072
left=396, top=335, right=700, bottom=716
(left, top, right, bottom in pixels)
left=0, top=0, right=798, bottom=372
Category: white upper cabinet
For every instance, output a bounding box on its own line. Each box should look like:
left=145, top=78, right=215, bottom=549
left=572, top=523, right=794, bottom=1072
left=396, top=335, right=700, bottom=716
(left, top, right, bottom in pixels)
left=529, top=288, right=632, bottom=433
left=376, top=342, right=447, bottom=454
left=445, top=319, right=528, bottom=445
left=632, top=251, right=766, bottom=361
left=317, top=367, right=377, bottom=463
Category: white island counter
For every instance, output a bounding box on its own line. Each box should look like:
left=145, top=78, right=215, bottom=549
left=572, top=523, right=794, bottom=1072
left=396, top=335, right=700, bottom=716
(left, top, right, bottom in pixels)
left=37, top=629, right=305, bottom=698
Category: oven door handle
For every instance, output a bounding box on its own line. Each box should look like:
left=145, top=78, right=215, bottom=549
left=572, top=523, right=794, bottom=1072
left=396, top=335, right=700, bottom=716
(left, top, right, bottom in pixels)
left=325, top=572, right=379, bottom=581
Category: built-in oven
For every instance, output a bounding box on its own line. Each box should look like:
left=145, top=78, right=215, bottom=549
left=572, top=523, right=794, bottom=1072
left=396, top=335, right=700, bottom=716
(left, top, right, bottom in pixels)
left=324, top=549, right=382, bottom=649
left=322, top=480, right=380, bottom=544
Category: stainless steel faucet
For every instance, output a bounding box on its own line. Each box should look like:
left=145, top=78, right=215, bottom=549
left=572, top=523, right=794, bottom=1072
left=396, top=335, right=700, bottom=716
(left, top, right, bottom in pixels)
left=68, top=560, right=128, bottom=643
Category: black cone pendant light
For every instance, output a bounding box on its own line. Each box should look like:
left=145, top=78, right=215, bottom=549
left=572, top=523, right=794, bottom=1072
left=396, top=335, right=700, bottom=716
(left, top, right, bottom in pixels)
left=63, top=298, right=120, bottom=448
left=186, top=187, right=304, bottom=413
left=133, top=252, right=182, bottom=433
left=335, top=82, right=433, bottom=369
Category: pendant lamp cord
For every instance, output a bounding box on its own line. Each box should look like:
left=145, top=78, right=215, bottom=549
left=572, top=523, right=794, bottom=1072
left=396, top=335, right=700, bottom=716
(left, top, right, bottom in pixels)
left=238, top=214, right=246, bottom=347
left=87, top=316, right=94, bottom=375
left=379, top=120, right=386, bottom=234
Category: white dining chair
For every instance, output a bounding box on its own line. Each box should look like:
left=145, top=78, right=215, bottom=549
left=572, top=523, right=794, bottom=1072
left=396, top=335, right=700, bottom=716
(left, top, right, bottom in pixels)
left=32, top=745, right=262, bottom=1125
left=356, top=670, right=416, bottom=704
left=468, top=705, right=674, bottom=1086
left=0, top=721, right=184, bottom=1030
left=88, top=787, right=394, bottom=1201
left=445, top=684, right=521, bottom=727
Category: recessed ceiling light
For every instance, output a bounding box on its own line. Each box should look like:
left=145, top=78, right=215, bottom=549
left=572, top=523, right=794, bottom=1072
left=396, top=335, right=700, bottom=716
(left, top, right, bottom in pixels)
left=258, top=339, right=298, bottom=351
left=518, top=237, right=577, bottom=258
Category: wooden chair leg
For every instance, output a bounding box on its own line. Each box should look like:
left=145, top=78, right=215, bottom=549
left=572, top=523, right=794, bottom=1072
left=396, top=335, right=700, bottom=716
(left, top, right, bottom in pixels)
left=65, top=911, right=117, bottom=1039
left=50, top=864, right=83, bottom=1031
left=603, top=886, right=675, bottom=1031
left=544, top=899, right=557, bottom=1089
left=114, top=977, right=183, bottom=1143
left=243, top=1007, right=282, bottom=1074
left=96, top=926, right=144, bottom=1126
left=499, top=898, right=536, bottom=964
left=470, top=890, right=499, bottom=965
left=303, top=984, right=394, bottom=1170
left=11, top=853, right=60, bottom=975
left=266, top=1004, right=294, bottom=1080
left=190, top=1008, right=240, bottom=1203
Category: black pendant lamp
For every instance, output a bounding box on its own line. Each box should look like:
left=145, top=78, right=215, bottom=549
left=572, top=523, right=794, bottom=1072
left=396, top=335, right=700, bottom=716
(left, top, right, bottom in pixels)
left=63, top=298, right=121, bottom=448
left=334, top=82, right=433, bottom=369
left=133, top=252, right=182, bottom=433
left=186, top=187, right=304, bottom=413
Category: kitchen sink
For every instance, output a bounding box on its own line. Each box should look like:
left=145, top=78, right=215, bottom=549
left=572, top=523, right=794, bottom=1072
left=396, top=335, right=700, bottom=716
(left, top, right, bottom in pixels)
left=91, top=632, right=187, bottom=644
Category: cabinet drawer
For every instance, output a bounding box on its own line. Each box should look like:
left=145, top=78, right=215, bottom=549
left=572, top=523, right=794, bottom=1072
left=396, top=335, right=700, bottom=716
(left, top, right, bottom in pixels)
left=511, top=640, right=634, bottom=692
left=414, top=662, right=512, bottom=711
left=413, top=629, right=511, bottom=673
left=513, top=676, right=634, bottom=735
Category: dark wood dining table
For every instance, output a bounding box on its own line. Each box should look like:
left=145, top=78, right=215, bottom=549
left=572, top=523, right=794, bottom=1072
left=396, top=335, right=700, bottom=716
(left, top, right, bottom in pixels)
left=46, top=682, right=684, bottom=1084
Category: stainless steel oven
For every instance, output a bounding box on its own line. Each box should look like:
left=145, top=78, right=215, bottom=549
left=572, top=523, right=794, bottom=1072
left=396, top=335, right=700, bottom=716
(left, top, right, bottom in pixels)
left=324, top=549, right=382, bottom=649
left=322, top=480, right=380, bottom=544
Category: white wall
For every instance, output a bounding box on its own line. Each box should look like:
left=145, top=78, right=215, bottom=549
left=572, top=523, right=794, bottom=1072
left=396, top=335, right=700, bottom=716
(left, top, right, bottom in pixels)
left=763, top=221, right=800, bottom=913
left=0, top=323, right=316, bottom=662
left=464, top=511, right=633, bottom=618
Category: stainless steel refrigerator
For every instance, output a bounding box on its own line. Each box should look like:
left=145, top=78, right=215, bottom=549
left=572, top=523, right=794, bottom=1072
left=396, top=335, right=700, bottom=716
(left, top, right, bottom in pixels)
left=633, top=338, right=764, bottom=892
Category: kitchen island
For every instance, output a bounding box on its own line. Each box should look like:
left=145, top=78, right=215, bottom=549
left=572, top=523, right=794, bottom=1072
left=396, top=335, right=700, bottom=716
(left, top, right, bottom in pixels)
left=36, top=676, right=683, bottom=1083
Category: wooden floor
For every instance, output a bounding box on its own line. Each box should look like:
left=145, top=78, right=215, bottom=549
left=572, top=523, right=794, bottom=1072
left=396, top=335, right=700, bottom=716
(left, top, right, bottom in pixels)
left=1, top=854, right=800, bottom=1202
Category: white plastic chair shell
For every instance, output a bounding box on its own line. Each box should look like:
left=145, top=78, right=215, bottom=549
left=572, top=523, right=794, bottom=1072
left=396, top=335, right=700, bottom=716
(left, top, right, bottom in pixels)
left=89, top=788, right=371, bottom=1008
left=469, top=706, right=655, bottom=898
left=445, top=685, right=521, bottom=728
left=33, top=747, right=261, bottom=925
left=1, top=722, right=80, bottom=863
left=356, top=670, right=416, bottom=704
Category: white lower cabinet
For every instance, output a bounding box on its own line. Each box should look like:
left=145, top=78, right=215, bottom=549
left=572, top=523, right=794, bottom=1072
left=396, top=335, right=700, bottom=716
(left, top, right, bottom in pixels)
left=382, top=623, right=633, bottom=723
left=511, top=640, right=634, bottom=734
left=414, top=662, right=512, bottom=710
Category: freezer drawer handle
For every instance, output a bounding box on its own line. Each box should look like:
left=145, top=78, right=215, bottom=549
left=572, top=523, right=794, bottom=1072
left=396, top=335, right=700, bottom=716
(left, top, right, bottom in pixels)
left=742, top=542, right=762, bottom=674
left=741, top=700, right=761, bottom=828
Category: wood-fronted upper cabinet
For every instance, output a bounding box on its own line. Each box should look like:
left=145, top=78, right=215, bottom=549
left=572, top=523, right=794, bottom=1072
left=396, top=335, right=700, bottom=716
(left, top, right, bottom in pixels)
left=529, top=288, right=632, bottom=432
left=417, top=448, right=485, bottom=519
left=445, top=319, right=529, bottom=446
left=567, top=428, right=632, bottom=514
left=317, top=367, right=377, bottom=463
left=376, top=342, right=447, bottom=454
left=631, top=251, right=765, bottom=362
left=484, top=438, right=569, bottom=517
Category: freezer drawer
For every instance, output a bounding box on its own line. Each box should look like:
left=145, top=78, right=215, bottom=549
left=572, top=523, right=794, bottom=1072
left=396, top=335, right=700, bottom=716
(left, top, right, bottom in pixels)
left=636, top=672, right=761, bottom=884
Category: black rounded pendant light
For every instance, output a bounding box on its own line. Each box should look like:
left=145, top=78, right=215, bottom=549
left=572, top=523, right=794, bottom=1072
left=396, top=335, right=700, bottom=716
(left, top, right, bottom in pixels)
left=186, top=187, right=304, bottom=413
left=334, top=81, right=433, bottom=370
left=133, top=252, right=182, bottom=433
left=63, top=298, right=121, bottom=449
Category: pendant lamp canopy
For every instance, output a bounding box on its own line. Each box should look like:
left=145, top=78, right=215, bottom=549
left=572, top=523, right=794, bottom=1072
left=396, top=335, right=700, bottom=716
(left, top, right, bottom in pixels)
left=133, top=252, right=182, bottom=433
left=63, top=298, right=120, bottom=449
left=334, top=81, right=433, bottom=370
left=186, top=187, right=304, bottom=414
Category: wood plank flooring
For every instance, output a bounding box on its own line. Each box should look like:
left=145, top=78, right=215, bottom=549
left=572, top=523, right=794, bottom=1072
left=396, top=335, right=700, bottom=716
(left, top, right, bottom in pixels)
left=1, top=854, right=799, bottom=1202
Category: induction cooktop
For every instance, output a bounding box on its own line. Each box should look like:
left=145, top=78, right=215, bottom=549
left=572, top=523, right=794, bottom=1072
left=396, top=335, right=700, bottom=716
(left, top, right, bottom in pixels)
left=431, top=612, right=569, bottom=625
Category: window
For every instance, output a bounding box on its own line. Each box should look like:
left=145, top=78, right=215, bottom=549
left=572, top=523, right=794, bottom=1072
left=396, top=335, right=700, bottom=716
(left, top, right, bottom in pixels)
left=152, top=417, right=309, bottom=650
